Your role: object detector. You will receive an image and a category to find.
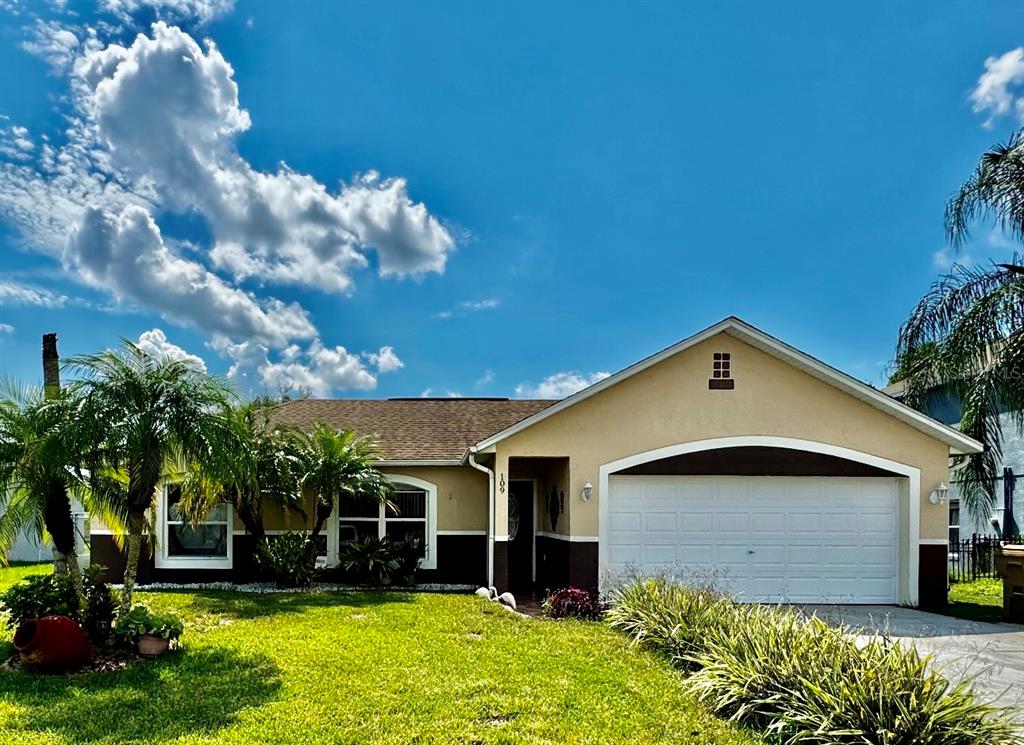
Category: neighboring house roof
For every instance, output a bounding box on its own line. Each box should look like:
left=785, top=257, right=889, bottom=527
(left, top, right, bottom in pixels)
left=473, top=317, right=984, bottom=456
left=274, top=398, right=556, bottom=462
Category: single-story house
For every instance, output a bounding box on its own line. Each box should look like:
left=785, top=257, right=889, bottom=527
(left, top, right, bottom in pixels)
left=91, top=317, right=981, bottom=608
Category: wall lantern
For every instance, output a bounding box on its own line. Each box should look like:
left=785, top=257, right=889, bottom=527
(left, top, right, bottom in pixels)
left=581, top=481, right=593, bottom=502
left=929, top=482, right=949, bottom=505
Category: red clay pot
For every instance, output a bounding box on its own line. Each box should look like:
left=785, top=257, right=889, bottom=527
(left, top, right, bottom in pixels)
left=14, top=616, right=91, bottom=670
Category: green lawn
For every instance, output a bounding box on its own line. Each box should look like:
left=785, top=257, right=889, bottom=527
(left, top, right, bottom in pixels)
left=0, top=565, right=758, bottom=744
left=946, top=577, right=1005, bottom=624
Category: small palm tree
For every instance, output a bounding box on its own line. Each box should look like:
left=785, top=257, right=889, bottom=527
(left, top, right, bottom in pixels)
left=896, top=128, right=1024, bottom=523
left=0, top=381, right=120, bottom=598
left=68, top=342, right=233, bottom=608
left=299, top=424, right=394, bottom=540
left=178, top=398, right=305, bottom=555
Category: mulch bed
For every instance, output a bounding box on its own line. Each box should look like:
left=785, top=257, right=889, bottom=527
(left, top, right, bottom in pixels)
left=3, top=646, right=153, bottom=674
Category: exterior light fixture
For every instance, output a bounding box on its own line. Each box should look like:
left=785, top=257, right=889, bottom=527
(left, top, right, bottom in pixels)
left=929, top=483, right=948, bottom=505
left=581, top=482, right=593, bottom=502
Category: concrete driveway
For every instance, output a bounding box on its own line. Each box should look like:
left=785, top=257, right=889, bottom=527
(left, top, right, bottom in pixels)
left=801, top=605, right=1024, bottom=717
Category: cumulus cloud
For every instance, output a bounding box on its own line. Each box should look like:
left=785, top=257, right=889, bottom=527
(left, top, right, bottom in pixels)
left=71, top=23, right=453, bottom=294
left=0, top=279, right=70, bottom=308
left=214, top=337, right=377, bottom=397
left=136, top=328, right=207, bottom=370
left=514, top=371, right=611, bottom=399
left=0, top=18, right=448, bottom=396
left=365, top=345, right=403, bottom=373
left=0, top=323, right=14, bottom=334
left=67, top=205, right=316, bottom=346
left=971, top=47, right=1024, bottom=126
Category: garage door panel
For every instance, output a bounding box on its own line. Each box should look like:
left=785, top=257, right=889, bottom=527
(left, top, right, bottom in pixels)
left=606, top=475, right=899, bottom=604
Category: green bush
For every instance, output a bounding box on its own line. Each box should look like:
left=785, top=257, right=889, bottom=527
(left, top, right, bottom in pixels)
left=337, top=536, right=400, bottom=586
left=114, top=605, right=183, bottom=640
left=605, top=574, right=734, bottom=666
left=608, top=577, right=1020, bottom=744
left=0, top=573, right=77, bottom=628
left=0, top=567, right=119, bottom=646
left=257, top=532, right=317, bottom=588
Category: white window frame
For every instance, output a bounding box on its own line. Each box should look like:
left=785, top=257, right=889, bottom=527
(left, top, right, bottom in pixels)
left=330, top=473, right=438, bottom=570
left=155, top=483, right=234, bottom=570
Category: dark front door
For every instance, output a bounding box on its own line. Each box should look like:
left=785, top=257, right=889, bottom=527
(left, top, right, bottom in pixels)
left=508, top=480, right=535, bottom=593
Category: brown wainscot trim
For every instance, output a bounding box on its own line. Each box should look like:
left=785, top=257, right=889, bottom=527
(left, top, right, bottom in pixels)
left=93, top=533, right=488, bottom=587
left=534, top=534, right=598, bottom=594
left=918, top=543, right=949, bottom=610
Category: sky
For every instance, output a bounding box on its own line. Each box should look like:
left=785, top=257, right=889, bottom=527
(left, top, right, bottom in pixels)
left=2, top=0, right=1024, bottom=399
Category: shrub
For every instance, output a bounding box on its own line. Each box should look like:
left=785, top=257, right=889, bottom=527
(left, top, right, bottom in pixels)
left=391, top=539, right=423, bottom=586
left=0, top=567, right=119, bottom=646
left=608, top=577, right=1020, bottom=744
left=542, top=587, right=605, bottom=620
left=0, top=573, right=77, bottom=629
left=79, top=565, right=119, bottom=645
left=337, top=535, right=399, bottom=585
left=257, top=532, right=317, bottom=588
left=605, top=574, right=733, bottom=665
left=114, top=605, right=183, bottom=641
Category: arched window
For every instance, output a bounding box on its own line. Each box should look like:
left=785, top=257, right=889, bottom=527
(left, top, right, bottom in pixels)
left=335, top=474, right=437, bottom=570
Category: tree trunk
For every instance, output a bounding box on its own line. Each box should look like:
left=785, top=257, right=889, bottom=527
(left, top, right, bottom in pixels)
left=309, top=498, right=332, bottom=540
left=122, top=510, right=145, bottom=611
left=58, top=549, right=84, bottom=602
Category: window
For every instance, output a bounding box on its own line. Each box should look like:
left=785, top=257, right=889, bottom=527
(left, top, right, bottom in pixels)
left=155, top=484, right=233, bottom=569
left=709, top=352, right=735, bottom=389
left=334, top=475, right=437, bottom=570
left=948, top=499, right=960, bottom=547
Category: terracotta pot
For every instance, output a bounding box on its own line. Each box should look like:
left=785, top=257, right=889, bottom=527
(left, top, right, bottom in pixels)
left=137, top=634, right=170, bottom=657
left=14, top=615, right=91, bottom=669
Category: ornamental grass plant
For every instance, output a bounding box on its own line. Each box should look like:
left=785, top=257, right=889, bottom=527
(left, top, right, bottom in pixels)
left=607, top=575, right=1020, bottom=744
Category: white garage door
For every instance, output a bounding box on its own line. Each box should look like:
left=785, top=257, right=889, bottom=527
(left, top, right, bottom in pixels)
left=605, top=476, right=899, bottom=603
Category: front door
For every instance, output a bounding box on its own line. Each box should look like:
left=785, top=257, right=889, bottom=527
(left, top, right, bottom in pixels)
left=508, top=480, right=535, bottom=593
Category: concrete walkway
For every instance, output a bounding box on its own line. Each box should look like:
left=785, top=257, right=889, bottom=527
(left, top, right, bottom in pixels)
left=801, top=605, right=1024, bottom=718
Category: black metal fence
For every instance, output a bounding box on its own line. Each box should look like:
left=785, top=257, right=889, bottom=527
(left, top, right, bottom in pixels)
left=949, top=535, right=1006, bottom=582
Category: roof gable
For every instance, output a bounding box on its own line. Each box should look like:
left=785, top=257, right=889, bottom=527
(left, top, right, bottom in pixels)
left=473, top=317, right=983, bottom=456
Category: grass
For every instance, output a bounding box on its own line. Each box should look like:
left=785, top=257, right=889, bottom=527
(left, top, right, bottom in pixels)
left=946, top=577, right=1004, bottom=624
left=0, top=564, right=759, bottom=744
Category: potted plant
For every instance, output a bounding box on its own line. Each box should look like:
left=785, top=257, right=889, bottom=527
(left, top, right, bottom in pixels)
left=113, top=605, right=183, bottom=657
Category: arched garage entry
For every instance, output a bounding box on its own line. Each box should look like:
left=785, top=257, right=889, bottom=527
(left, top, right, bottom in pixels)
left=598, top=436, right=920, bottom=605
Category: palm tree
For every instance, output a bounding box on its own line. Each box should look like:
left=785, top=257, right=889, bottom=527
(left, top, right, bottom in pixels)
left=0, top=382, right=116, bottom=599
left=178, top=398, right=305, bottom=558
left=896, top=128, right=1024, bottom=524
left=299, top=424, right=394, bottom=541
left=68, top=342, right=233, bottom=608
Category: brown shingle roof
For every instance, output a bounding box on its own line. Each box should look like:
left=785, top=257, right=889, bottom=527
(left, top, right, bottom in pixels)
left=273, top=398, right=557, bottom=461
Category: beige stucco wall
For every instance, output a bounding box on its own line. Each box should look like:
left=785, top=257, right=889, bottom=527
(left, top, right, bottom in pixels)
left=493, top=332, right=951, bottom=541
left=381, top=465, right=488, bottom=531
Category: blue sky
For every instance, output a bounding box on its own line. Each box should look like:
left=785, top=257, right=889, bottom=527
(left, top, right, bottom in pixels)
left=2, top=0, right=1024, bottom=398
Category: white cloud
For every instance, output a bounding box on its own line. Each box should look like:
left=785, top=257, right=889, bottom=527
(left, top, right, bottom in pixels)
left=214, top=337, right=377, bottom=397
left=514, top=371, right=611, bottom=399
left=365, top=345, right=403, bottom=373
left=475, top=369, right=494, bottom=388
left=21, top=19, right=81, bottom=72
left=932, top=247, right=973, bottom=271
left=0, top=279, right=70, bottom=307
left=970, top=47, right=1024, bottom=127
left=0, top=323, right=14, bottom=334
left=69, top=23, right=453, bottom=294
left=136, top=328, right=206, bottom=370
left=98, top=0, right=235, bottom=24
left=0, top=20, right=445, bottom=397
left=67, top=205, right=316, bottom=346
left=435, top=298, right=499, bottom=319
